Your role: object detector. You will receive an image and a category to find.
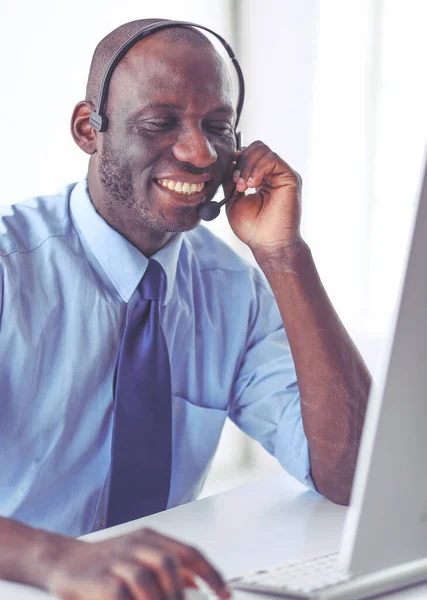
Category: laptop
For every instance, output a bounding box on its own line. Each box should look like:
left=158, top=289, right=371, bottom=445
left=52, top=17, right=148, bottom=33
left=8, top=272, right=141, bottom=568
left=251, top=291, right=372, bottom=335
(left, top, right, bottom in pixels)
left=228, top=150, right=427, bottom=599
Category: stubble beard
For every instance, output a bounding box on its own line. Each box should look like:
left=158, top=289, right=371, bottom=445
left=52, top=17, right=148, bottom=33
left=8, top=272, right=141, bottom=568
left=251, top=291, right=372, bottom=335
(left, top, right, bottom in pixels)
left=99, top=137, right=202, bottom=235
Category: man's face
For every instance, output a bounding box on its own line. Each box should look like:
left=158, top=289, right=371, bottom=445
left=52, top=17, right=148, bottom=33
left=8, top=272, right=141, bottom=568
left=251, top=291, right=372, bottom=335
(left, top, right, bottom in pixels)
left=93, top=36, right=236, bottom=237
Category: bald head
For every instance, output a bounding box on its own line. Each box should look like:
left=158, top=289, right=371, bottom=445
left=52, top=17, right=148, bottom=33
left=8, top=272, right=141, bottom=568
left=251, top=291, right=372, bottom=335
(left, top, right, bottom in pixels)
left=85, top=18, right=220, bottom=107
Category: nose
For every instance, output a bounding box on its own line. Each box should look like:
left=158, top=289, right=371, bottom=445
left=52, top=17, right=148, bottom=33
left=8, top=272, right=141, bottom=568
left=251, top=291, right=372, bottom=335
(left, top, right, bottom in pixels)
left=172, top=125, right=217, bottom=168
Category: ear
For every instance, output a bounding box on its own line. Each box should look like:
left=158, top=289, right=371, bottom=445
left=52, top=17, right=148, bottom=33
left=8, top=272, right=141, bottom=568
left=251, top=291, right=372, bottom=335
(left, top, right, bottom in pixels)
left=70, top=101, right=98, bottom=155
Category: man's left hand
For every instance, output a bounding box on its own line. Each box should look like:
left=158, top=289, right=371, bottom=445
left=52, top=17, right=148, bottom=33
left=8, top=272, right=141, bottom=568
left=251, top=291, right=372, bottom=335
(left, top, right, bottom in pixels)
left=224, top=141, right=302, bottom=255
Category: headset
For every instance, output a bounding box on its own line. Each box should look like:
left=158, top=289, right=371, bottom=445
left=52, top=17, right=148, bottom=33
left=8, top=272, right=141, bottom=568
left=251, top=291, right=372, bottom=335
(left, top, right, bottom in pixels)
left=89, top=20, right=245, bottom=221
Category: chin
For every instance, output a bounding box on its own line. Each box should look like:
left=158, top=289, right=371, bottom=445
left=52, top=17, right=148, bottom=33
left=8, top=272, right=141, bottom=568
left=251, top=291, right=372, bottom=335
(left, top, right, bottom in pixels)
left=158, top=205, right=202, bottom=233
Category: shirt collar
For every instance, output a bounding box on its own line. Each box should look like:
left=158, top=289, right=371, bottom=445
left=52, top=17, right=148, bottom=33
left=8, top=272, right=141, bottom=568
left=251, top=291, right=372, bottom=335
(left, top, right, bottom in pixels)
left=70, top=179, right=183, bottom=305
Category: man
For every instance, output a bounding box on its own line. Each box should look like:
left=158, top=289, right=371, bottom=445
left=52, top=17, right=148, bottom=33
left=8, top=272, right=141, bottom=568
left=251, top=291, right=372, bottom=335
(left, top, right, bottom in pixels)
left=0, top=18, right=371, bottom=600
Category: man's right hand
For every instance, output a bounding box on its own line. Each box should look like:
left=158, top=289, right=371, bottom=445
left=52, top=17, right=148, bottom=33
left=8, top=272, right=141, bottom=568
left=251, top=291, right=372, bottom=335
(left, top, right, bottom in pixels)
left=0, top=518, right=231, bottom=600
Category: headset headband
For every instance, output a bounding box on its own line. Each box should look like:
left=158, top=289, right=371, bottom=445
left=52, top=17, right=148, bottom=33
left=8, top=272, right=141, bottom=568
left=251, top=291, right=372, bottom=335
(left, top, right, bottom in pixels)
left=89, top=19, right=245, bottom=147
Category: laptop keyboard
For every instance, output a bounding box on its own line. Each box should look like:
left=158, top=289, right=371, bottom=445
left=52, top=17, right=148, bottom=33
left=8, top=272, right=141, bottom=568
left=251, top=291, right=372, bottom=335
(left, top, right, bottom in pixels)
left=228, top=552, right=352, bottom=597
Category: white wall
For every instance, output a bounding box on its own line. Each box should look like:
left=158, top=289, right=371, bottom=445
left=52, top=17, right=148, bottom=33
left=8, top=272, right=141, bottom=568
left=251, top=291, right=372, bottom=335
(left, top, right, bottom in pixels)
left=368, top=0, right=427, bottom=348
left=237, top=0, right=318, bottom=178
left=304, top=0, right=427, bottom=377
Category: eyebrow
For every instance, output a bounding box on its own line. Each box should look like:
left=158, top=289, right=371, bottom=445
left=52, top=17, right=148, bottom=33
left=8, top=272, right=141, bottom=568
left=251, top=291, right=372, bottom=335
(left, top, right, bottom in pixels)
left=131, top=102, right=236, bottom=118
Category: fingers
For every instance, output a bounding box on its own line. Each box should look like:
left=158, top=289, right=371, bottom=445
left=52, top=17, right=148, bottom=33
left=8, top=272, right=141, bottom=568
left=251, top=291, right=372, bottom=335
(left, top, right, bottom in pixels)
left=131, top=529, right=230, bottom=599
left=233, top=141, right=299, bottom=192
left=131, top=549, right=184, bottom=600
left=111, top=562, right=166, bottom=600
left=222, top=157, right=242, bottom=200
left=233, top=141, right=270, bottom=192
left=180, top=567, right=199, bottom=589
left=56, top=555, right=182, bottom=600
left=49, top=529, right=228, bottom=600
left=176, top=544, right=230, bottom=598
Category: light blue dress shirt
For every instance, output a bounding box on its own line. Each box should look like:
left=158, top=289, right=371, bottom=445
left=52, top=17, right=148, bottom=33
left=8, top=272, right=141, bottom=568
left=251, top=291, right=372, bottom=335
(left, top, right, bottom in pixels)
left=0, top=179, right=315, bottom=537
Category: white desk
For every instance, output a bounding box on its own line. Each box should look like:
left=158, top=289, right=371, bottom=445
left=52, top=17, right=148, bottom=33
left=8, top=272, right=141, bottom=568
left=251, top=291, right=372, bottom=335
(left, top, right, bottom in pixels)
left=1, top=472, right=426, bottom=599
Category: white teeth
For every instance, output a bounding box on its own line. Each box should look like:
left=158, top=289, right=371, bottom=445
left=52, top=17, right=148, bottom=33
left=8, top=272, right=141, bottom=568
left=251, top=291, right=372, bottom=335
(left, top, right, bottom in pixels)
left=158, top=179, right=205, bottom=194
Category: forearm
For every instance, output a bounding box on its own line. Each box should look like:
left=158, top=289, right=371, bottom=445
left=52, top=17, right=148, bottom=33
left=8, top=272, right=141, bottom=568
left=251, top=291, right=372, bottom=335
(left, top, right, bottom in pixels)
left=0, top=516, right=61, bottom=588
left=254, top=240, right=372, bottom=505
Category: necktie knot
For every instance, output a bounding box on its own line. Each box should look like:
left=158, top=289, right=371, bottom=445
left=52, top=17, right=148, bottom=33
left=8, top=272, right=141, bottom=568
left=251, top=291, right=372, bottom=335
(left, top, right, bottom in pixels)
left=139, top=259, right=165, bottom=302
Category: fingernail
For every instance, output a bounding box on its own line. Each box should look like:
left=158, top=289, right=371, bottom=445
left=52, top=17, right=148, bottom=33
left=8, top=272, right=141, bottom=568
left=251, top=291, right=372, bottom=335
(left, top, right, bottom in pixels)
left=233, top=170, right=240, bottom=180
left=238, top=177, right=245, bottom=186
left=247, top=177, right=254, bottom=186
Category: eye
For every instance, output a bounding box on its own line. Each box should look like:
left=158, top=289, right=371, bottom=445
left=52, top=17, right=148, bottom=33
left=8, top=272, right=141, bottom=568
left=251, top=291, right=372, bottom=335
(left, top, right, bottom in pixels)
left=206, top=121, right=234, bottom=136
left=136, top=119, right=176, bottom=133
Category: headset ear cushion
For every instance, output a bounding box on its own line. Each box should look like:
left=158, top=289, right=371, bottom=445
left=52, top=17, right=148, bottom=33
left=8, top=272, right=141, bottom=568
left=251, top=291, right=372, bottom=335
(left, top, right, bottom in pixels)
left=235, top=130, right=242, bottom=150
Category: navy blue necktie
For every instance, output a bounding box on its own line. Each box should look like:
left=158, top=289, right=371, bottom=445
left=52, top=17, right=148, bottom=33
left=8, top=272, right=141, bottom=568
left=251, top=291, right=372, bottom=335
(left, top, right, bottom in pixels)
left=106, top=259, right=172, bottom=527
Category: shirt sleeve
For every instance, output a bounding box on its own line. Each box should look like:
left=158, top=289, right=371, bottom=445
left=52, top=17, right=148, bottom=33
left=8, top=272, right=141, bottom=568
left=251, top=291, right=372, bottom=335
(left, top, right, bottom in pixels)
left=228, top=273, right=319, bottom=493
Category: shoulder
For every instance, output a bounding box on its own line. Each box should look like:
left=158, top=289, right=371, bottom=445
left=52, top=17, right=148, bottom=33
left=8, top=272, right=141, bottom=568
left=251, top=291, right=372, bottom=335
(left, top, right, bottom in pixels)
left=183, top=225, right=269, bottom=290
left=180, top=226, right=282, bottom=342
left=0, top=183, right=76, bottom=257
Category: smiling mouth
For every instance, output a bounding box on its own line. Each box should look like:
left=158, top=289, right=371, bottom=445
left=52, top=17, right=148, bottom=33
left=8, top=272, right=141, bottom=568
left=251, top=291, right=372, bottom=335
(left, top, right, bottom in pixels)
left=157, top=178, right=206, bottom=195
